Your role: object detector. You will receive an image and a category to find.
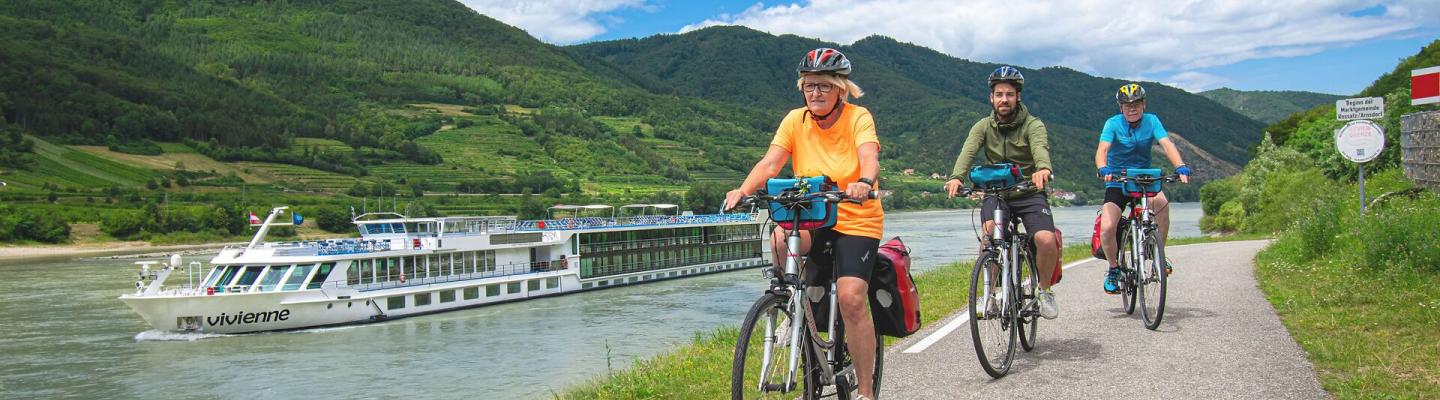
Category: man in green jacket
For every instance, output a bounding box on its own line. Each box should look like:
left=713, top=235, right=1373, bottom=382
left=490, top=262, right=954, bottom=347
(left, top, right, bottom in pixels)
left=943, top=65, right=1061, bottom=319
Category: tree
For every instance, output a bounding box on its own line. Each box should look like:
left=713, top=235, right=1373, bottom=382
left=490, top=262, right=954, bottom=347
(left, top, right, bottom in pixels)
left=685, top=181, right=729, bottom=214
left=314, top=206, right=353, bottom=233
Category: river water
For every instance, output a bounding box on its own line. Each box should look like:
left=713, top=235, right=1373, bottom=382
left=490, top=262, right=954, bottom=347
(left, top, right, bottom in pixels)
left=0, top=203, right=1201, bottom=399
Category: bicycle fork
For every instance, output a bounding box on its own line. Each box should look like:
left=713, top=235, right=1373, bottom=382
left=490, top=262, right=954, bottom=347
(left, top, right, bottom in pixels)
left=987, top=208, right=1014, bottom=318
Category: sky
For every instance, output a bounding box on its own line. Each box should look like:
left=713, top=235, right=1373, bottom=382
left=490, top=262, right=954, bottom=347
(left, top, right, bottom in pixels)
left=459, top=1, right=1440, bottom=95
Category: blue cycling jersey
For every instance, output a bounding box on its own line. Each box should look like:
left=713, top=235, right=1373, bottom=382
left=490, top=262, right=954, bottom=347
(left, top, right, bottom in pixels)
left=1099, top=113, right=1167, bottom=188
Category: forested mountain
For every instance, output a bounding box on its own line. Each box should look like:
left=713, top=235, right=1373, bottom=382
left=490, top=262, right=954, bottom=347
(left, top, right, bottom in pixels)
left=0, top=0, right=777, bottom=187
left=1, top=1, right=1273, bottom=213
left=1199, top=88, right=1344, bottom=123
left=571, top=26, right=1268, bottom=190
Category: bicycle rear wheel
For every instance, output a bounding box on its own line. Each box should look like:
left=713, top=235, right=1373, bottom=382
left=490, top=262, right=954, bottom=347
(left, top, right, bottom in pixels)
left=732, top=293, right=804, bottom=399
left=1118, top=227, right=1138, bottom=315
left=1139, top=231, right=1168, bottom=330
left=969, top=251, right=1016, bottom=378
left=1017, top=248, right=1039, bottom=352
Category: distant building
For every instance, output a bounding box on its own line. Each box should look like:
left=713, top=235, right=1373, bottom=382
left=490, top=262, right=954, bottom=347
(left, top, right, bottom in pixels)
left=902, top=168, right=915, bottom=176
left=1051, top=189, right=1077, bottom=201
left=930, top=173, right=944, bottom=180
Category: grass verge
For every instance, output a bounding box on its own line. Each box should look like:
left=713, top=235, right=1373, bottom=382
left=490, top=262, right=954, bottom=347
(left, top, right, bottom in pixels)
left=1254, top=218, right=1439, bottom=398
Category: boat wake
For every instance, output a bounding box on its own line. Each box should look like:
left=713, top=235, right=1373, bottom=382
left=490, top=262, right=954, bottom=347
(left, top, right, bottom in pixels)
left=134, top=330, right=233, bottom=341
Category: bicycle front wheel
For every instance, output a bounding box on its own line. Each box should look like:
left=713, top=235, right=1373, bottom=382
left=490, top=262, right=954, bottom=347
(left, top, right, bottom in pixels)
left=1139, top=231, right=1168, bottom=330
left=732, top=293, right=804, bottom=399
left=1119, top=227, right=1138, bottom=315
left=969, top=252, right=1016, bottom=378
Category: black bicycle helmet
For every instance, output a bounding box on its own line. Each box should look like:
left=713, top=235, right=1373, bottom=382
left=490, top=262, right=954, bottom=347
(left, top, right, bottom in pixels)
left=797, top=47, right=852, bottom=76
left=1116, top=83, right=1146, bottom=103
left=987, top=65, right=1024, bottom=91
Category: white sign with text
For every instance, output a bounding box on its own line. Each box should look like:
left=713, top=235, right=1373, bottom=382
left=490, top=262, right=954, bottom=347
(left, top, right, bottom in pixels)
left=1336, top=97, right=1384, bottom=121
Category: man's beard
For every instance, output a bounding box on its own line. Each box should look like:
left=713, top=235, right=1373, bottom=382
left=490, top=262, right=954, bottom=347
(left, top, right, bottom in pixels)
left=993, top=104, right=1015, bottom=121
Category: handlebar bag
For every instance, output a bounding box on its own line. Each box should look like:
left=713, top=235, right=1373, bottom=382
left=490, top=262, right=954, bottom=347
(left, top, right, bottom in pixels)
left=1123, top=168, right=1163, bottom=198
left=765, top=176, right=838, bottom=231
left=969, top=163, right=1020, bottom=189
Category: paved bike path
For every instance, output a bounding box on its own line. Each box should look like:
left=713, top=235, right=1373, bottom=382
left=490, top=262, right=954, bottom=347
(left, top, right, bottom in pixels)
left=881, top=240, right=1330, bottom=399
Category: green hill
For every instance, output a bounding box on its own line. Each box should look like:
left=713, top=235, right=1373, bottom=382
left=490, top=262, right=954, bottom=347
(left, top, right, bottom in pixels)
left=2, top=1, right=1272, bottom=210
left=0, top=0, right=780, bottom=188
left=1199, top=88, right=1344, bottom=123
left=570, top=27, right=1267, bottom=193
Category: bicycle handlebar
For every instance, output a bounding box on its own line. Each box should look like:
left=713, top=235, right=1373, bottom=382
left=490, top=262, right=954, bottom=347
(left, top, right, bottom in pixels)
left=728, top=189, right=877, bottom=212
left=1111, top=172, right=1182, bottom=184
left=955, top=180, right=1036, bottom=198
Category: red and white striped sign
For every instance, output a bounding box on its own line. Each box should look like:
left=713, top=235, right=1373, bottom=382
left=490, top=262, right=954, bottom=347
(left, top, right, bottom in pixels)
left=1415, top=66, right=1440, bottom=106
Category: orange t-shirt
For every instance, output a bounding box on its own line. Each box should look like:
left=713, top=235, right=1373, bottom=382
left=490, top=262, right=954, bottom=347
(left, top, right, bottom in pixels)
left=769, top=103, right=884, bottom=239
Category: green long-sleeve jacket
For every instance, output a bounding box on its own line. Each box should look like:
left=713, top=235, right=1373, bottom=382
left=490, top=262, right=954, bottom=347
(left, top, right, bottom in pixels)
left=947, top=103, right=1053, bottom=188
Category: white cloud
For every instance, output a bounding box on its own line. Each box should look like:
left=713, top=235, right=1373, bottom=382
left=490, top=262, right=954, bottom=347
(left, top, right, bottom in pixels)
left=1163, top=71, right=1230, bottom=92
left=459, top=0, right=653, bottom=43
left=681, top=0, right=1440, bottom=84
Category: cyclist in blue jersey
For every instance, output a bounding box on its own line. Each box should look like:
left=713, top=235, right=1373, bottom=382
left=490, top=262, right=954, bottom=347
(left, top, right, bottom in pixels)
left=1096, top=83, right=1190, bottom=294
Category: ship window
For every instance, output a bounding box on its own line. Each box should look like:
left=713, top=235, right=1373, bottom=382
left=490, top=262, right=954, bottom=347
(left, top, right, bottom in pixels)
left=414, top=292, right=432, bottom=306
left=506, top=282, right=521, bottom=294
left=281, top=264, right=315, bottom=291
left=583, top=282, right=592, bottom=289
left=528, top=280, right=540, bottom=291
left=211, top=266, right=241, bottom=290
left=546, top=277, right=560, bottom=289
left=486, top=285, right=500, bottom=297
left=463, top=287, right=479, bottom=300
left=257, top=265, right=290, bottom=292
left=202, top=266, right=229, bottom=287
left=439, top=290, right=456, bottom=303
left=390, top=223, right=405, bottom=233
left=387, top=296, right=405, bottom=310
left=307, top=263, right=336, bottom=289
left=234, top=266, right=265, bottom=289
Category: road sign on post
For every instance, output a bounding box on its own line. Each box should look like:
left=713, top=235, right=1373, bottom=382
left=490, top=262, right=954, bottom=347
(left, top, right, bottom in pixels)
left=1336, top=120, right=1386, bottom=213
left=1414, top=66, right=1440, bottom=106
left=1336, top=97, right=1384, bottom=120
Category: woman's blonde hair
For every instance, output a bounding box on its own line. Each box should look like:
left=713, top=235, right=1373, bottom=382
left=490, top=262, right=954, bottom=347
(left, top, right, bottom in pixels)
left=796, top=73, right=864, bottom=99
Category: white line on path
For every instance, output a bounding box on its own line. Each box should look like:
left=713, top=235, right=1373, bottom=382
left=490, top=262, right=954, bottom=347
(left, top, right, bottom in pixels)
left=902, top=258, right=1097, bottom=354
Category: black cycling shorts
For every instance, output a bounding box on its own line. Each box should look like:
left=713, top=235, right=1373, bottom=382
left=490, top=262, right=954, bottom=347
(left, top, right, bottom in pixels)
left=803, top=228, right=880, bottom=284
left=979, top=191, right=1057, bottom=235
left=1103, top=187, right=1139, bottom=210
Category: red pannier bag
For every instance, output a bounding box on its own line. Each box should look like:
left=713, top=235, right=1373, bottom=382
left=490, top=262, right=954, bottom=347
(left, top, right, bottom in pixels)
left=871, top=237, right=921, bottom=337
left=1091, top=214, right=1107, bottom=260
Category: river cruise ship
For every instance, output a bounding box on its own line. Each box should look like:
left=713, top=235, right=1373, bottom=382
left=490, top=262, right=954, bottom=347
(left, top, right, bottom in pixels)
left=120, top=205, right=769, bottom=334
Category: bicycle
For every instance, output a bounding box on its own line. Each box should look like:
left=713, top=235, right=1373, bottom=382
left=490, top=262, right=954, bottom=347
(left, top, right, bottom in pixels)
left=956, top=178, right=1043, bottom=379
left=1109, top=168, right=1179, bottom=330
left=729, top=178, right=882, bottom=400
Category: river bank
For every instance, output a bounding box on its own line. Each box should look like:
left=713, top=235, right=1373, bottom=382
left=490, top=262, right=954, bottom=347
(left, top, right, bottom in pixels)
left=0, top=241, right=239, bottom=266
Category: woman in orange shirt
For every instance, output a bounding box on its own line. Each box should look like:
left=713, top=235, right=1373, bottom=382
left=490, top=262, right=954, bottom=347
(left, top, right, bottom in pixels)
left=723, top=47, right=883, bottom=400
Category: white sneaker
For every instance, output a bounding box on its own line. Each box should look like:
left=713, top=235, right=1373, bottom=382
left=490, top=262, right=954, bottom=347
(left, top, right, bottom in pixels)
left=1038, top=290, right=1059, bottom=320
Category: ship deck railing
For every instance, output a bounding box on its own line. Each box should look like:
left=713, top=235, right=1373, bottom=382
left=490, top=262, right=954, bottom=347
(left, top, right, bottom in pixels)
left=231, top=212, right=760, bottom=256
left=579, top=233, right=764, bottom=254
